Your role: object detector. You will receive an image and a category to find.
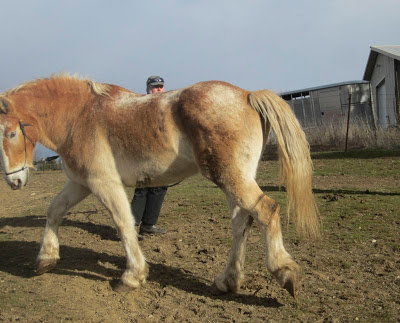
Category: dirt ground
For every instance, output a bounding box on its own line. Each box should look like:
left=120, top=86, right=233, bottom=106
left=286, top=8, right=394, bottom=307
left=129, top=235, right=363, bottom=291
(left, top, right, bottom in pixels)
left=0, top=153, right=399, bottom=322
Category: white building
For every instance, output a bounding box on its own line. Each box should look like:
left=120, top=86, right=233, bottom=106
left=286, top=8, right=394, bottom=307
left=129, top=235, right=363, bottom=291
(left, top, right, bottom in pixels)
left=363, top=45, right=400, bottom=128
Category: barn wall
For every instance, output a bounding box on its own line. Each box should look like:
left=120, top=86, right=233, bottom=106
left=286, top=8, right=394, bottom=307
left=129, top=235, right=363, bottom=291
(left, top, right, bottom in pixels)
left=370, top=54, right=397, bottom=127
left=283, top=82, right=372, bottom=128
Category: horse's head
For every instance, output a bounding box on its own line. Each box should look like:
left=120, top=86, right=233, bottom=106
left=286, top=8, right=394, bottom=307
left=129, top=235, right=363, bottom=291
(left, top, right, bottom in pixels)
left=0, top=97, right=37, bottom=190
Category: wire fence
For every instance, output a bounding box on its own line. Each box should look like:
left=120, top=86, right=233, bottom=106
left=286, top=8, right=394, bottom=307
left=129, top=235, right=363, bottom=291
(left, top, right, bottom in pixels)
left=281, top=92, right=400, bottom=151
left=286, top=92, right=397, bottom=122
left=302, top=122, right=400, bottom=151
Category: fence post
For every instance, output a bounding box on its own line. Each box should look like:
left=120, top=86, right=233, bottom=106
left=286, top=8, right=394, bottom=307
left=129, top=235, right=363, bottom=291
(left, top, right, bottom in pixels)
left=345, top=94, right=352, bottom=152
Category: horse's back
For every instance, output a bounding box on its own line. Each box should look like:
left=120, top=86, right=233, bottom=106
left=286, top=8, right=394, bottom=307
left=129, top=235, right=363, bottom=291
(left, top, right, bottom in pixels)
left=86, top=82, right=265, bottom=187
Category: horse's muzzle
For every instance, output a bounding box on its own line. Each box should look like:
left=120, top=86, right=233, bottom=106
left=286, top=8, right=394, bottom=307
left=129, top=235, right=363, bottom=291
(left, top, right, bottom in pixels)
left=4, top=168, right=29, bottom=190
left=10, top=178, right=23, bottom=190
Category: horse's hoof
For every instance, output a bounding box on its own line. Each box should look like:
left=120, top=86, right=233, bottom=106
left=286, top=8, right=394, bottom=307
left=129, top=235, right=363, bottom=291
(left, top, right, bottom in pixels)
left=35, top=259, right=58, bottom=275
left=283, top=277, right=300, bottom=301
left=209, top=282, right=228, bottom=295
left=273, top=265, right=301, bottom=300
left=113, top=281, right=139, bottom=293
left=279, top=269, right=300, bottom=300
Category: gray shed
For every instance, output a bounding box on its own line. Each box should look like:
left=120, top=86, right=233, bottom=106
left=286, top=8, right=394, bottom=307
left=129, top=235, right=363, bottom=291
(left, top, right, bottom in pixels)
left=363, top=45, right=400, bottom=128
left=280, top=81, right=372, bottom=128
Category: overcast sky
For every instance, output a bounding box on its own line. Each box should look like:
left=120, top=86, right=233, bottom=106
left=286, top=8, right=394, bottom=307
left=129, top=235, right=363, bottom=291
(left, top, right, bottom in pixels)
left=1, top=0, right=399, bottom=158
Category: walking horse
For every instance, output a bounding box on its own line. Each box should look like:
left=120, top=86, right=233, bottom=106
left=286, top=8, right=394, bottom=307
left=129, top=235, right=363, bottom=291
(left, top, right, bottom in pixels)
left=0, top=74, right=320, bottom=300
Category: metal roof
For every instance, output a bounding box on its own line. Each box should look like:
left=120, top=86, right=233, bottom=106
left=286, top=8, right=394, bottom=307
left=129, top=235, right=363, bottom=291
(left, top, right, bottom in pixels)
left=363, top=45, right=400, bottom=80
left=279, top=80, right=369, bottom=97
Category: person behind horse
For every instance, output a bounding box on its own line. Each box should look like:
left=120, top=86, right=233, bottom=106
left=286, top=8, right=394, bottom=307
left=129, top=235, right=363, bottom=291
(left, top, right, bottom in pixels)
left=131, top=76, right=168, bottom=240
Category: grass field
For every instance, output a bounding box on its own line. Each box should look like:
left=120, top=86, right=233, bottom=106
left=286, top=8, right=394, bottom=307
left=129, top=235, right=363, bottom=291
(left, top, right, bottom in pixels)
left=0, top=149, right=399, bottom=321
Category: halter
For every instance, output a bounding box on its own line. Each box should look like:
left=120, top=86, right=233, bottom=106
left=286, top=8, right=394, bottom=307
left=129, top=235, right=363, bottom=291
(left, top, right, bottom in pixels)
left=4, top=120, right=34, bottom=176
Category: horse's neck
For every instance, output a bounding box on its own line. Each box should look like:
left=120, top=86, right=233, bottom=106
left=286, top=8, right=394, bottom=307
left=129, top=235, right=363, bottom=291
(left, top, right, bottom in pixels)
left=15, top=90, right=91, bottom=152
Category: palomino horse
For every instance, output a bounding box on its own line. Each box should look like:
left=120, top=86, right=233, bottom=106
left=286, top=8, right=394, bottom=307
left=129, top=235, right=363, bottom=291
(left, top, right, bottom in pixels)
left=0, top=74, right=319, bottom=300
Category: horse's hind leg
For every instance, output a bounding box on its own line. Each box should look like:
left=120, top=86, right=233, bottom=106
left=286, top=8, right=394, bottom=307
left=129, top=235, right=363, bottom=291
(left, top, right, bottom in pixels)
left=36, top=180, right=91, bottom=274
left=214, top=180, right=300, bottom=299
left=261, top=198, right=300, bottom=299
left=212, top=199, right=253, bottom=294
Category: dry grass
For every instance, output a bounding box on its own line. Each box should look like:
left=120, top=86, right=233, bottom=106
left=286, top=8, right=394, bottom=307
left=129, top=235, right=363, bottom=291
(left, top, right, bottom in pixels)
left=267, top=119, right=400, bottom=151
left=305, top=121, right=400, bottom=150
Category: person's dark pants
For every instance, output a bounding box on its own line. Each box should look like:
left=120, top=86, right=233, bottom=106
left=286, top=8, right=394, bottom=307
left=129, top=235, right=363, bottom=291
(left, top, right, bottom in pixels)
left=131, top=186, right=168, bottom=226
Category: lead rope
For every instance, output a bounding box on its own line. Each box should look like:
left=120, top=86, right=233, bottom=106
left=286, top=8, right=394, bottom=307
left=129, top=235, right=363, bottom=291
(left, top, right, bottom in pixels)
left=166, top=181, right=182, bottom=188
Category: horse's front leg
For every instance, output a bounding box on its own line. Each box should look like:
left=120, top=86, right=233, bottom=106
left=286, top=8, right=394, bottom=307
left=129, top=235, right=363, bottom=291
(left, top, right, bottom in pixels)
left=88, top=178, right=147, bottom=291
left=36, top=180, right=91, bottom=274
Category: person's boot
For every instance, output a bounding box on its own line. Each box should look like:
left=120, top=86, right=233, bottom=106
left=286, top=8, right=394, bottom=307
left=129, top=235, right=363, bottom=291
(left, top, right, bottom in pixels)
left=139, top=224, right=167, bottom=235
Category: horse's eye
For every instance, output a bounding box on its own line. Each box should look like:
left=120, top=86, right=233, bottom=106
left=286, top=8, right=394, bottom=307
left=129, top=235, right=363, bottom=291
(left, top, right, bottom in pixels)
left=9, top=132, right=16, bottom=139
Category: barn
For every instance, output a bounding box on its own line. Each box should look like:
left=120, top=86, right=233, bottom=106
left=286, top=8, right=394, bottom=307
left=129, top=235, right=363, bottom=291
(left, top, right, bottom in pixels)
left=363, top=45, right=400, bottom=128
left=280, top=80, right=372, bottom=128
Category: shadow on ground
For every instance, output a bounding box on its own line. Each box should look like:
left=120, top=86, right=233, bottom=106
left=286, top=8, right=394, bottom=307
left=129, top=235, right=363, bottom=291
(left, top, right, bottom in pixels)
left=0, top=239, right=282, bottom=308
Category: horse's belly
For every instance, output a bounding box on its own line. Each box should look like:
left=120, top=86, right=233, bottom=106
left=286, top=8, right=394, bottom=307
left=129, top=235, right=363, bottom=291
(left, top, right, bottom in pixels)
left=118, top=155, right=198, bottom=188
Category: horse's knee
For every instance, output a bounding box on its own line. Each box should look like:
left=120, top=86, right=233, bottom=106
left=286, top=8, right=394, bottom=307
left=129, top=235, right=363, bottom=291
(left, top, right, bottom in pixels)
left=47, top=199, right=67, bottom=220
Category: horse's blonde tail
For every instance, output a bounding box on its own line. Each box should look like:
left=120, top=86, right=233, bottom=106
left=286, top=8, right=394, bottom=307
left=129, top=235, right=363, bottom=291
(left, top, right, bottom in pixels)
left=248, top=90, right=320, bottom=239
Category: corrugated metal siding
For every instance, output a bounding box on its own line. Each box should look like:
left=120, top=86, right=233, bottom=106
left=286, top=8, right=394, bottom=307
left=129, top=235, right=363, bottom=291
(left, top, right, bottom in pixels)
left=371, top=45, right=400, bottom=61
left=370, top=53, right=397, bottom=127
left=282, top=82, right=372, bottom=128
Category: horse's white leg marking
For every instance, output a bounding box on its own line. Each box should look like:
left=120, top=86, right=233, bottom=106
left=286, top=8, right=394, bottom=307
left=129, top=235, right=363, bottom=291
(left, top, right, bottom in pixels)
left=237, top=181, right=300, bottom=299
left=213, top=198, right=253, bottom=293
left=36, top=180, right=91, bottom=274
left=261, top=202, right=300, bottom=299
left=87, top=179, right=147, bottom=290
left=213, top=179, right=300, bottom=299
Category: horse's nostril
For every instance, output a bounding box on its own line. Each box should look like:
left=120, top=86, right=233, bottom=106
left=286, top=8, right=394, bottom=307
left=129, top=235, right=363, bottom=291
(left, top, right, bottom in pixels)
left=10, top=179, right=23, bottom=190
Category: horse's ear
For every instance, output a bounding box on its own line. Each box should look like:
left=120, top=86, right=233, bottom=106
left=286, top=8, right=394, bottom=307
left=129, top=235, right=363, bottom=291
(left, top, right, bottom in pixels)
left=0, top=97, right=10, bottom=114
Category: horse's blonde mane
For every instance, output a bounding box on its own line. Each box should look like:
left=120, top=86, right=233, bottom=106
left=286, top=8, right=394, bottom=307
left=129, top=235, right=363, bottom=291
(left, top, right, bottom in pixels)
left=3, top=73, right=111, bottom=97
left=87, top=79, right=111, bottom=97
